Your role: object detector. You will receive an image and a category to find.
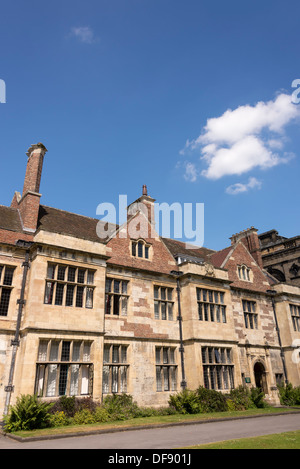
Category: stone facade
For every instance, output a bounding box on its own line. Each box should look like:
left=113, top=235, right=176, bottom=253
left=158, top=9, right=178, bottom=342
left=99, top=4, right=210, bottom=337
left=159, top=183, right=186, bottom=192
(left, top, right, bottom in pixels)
left=0, top=143, right=299, bottom=416
left=259, top=229, right=300, bottom=286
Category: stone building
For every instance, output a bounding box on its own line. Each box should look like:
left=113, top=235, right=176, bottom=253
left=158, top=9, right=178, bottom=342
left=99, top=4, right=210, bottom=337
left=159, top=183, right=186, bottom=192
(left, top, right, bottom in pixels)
left=0, top=143, right=300, bottom=416
left=259, top=229, right=300, bottom=286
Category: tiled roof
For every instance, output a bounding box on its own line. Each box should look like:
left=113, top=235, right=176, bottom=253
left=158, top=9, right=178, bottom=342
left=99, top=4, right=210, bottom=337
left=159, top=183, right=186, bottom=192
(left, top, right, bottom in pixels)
left=0, top=205, right=23, bottom=232
left=162, top=237, right=215, bottom=263
left=209, top=246, right=233, bottom=268
left=37, top=205, right=117, bottom=243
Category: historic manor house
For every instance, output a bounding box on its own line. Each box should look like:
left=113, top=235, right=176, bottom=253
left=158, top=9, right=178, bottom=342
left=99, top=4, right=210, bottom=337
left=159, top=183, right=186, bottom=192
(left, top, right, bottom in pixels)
left=0, top=143, right=299, bottom=415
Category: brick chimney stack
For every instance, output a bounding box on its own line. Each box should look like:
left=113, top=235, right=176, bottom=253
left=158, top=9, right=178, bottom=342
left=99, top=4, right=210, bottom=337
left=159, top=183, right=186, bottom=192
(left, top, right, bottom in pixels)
left=11, top=143, right=47, bottom=233
left=230, top=227, right=263, bottom=269
left=22, top=143, right=47, bottom=196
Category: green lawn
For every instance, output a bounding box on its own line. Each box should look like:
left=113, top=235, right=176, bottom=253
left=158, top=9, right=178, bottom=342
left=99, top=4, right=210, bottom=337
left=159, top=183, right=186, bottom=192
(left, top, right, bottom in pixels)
left=6, top=407, right=299, bottom=440
left=183, top=430, right=300, bottom=449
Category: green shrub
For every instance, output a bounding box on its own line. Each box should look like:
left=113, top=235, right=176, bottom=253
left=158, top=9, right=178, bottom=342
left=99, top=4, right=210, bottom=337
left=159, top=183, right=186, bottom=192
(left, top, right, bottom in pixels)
left=4, top=394, right=53, bottom=432
left=196, top=386, right=228, bottom=412
left=133, top=406, right=159, bottom=418
left=168, top=389, right=201, bottom=414
left=226, top=398, right=236, bottom=411
left=156, top=406, right=178, bottom=416
left=76, top=396, right=97, bottom=413
left=133, top=405, right=178, bottom=418
left=226, top=386, right=254, bottom=410
left=278, top=383, right=300, bottom=406
left=294, top=386, right=300, bottom=405
left=103, top=394, right=140, bottom=420
left=93, top=406, right=110, bottom=423
left=250, top=387, right=268, bottom=408
left=50, top=395, right=76, bottom=417
left=49, top=411, right=70, bottom=427
left=169, top=387, right=228, bottom=414
left=73, top=409, right=96, bottom=425
left=49, top=396, right=97, bottom=417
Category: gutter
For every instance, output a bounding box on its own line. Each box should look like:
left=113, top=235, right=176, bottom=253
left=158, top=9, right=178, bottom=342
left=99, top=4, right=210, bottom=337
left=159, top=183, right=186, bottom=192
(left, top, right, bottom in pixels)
left=3, top=241, right=33, bottom=416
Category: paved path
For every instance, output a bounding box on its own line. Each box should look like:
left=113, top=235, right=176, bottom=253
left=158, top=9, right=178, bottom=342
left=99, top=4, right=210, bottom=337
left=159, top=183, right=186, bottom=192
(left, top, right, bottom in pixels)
left=0, top=413, right=300, bottom=449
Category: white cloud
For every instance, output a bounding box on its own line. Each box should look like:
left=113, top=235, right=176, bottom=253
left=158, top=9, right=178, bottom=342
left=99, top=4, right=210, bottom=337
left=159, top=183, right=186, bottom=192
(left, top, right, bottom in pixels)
left=183, top=162, right=198, bottom=182
left=201, top=135, right=281, bottom=179
left=226, top=177, right=262, bottom=195
left=69, top=26, right=97, bottom=44
left=180, top=92, right=300, bottom=181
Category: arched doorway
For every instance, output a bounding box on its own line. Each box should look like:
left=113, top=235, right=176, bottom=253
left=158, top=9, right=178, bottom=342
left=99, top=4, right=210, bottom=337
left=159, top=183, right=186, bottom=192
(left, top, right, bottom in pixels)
left=254, top=362, right=268, bottom=394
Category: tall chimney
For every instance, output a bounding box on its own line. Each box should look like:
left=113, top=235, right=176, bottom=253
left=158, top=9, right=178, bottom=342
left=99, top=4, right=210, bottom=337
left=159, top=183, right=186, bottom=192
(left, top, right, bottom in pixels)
left=12, top=143, right=47, bottom=233
left=22, top=143, right=47, bottom=196
left=230, top=227, right=263, bottom=269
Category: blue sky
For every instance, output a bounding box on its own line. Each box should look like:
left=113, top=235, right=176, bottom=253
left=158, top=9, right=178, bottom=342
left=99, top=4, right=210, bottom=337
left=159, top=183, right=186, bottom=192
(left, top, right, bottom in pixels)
left=0, top=0, right=299, bottom=250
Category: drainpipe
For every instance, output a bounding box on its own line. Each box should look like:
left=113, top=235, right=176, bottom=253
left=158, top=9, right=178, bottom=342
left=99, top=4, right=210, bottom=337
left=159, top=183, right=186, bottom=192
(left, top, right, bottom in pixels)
left=3, top=241, right=32, bottom=416
left=266, top=289, right=288, bottom=386
left=170, top=270, right=187, bottom=390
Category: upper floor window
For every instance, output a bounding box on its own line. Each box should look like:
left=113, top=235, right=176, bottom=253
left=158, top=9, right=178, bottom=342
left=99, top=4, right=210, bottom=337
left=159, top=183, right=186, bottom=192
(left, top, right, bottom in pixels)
left=196, top=288, right=226, bottom=323
left=44, top=263, right=95, bottom=309
left=131, top=239, right=150, bottom=259
left=105, top=278, right=129, bottom=316
left=290, top=304, right=300, bottom=332
left=238, top=265, right=251, bottom=281
left=154, top=286, right=174, bottom=320
left=242, top=300, right=258, bottom=329
left=0, top=265, right=15, bottom=316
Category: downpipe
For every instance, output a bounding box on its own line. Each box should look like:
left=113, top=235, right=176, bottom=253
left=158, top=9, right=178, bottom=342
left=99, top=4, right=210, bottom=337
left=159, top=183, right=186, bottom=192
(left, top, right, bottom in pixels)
left=3, top=243, right=31, bottom=416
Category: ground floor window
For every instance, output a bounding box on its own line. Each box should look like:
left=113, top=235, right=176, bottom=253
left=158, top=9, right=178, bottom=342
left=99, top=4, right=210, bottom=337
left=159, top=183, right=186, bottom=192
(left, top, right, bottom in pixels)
left=155, top=346, right=177, bottom=392
left=275, top=373, right=284, bottom=387
left=102, top=344, right=129, bottom=393
left=35, top=339, right=93, bottom=397
left=201, top=346, right=234, bottom=390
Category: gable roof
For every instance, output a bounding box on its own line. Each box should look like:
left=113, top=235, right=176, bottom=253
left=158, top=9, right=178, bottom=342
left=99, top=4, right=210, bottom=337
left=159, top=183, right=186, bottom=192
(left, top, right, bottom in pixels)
left=0, top=205, right=23, bottom=232
left=212, top=240, right=273, bottom=291
left=162, top=238, right=215, bottom=263
left=37, top=205, right=117, bottom=243
left=209, top=246, right=233, bottom=268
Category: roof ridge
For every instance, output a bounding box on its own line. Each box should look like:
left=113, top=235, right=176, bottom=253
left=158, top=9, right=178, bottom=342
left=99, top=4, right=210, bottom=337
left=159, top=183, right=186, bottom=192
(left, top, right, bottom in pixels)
left=0, top=204, right=18, bottom=211
left=40, top=204, right=117, bottom=226
left=162, top=237, right=215, bottom=252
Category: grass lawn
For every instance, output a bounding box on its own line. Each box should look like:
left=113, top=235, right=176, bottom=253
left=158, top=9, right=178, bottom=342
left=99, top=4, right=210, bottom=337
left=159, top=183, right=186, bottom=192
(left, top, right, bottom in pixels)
left=183, top=430, right=300, bottom=449
left=5, top=406, right=299, bottom=440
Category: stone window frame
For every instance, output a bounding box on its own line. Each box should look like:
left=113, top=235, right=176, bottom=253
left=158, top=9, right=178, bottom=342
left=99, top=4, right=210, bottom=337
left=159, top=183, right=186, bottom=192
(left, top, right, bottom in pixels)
left=201, top=346, right=234, bottom=390
left=242, top=299, right=258, bottom=329
left=237, top=264, right=252, bottom=282
left=44, top=263, right=96, bottom=309
left=105, top=277, right=129, bottom=316
left=155, top=346, right=177, bottom=392
left=154, top=285, right=174, bottom=321
left=196, top=287, right=226, bottom=323
left=35, top=339, right=93, bottom=398
left=289, top=304, right=300, bottom=332
left=131, top=239, right=151, bottom=260
left=102, top=344, right=129, bottom=394
left=0, top=264, right=15, bottom=316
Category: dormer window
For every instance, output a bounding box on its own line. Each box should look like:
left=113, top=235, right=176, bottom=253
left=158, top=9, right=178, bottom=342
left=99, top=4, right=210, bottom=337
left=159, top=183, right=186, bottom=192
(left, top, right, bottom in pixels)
left=131, top=240, right=150, bottom=259
left=238, top=265, right=251, bottom=282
